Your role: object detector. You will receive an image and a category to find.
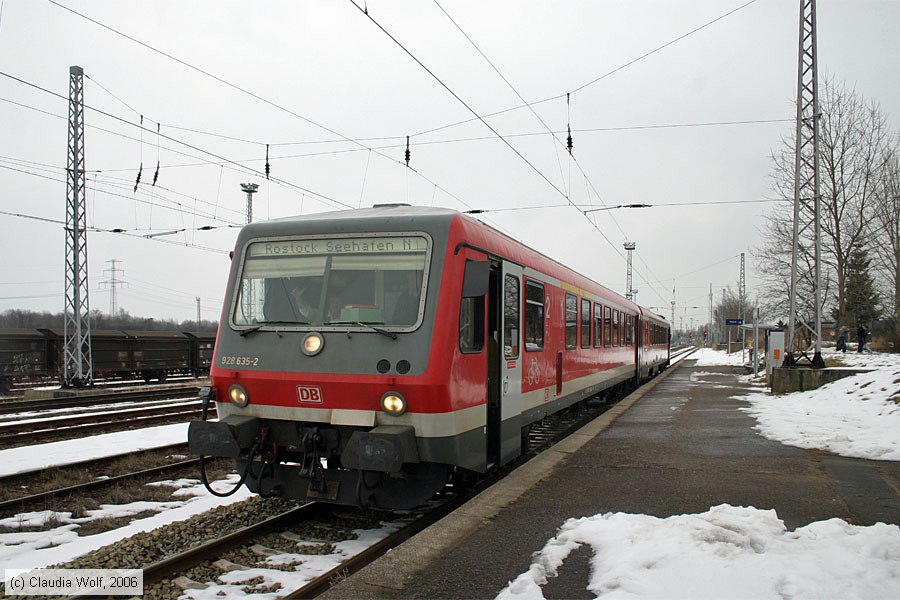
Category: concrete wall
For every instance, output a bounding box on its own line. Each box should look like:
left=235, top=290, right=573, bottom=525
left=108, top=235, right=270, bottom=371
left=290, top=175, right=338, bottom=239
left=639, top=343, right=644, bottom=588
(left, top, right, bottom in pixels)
left=771, top=367, right=874, bottom=394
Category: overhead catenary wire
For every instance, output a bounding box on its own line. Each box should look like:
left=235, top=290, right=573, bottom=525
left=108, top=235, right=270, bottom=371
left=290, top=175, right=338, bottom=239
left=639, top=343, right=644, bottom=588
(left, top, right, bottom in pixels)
left=429, top=1, right=672, bottom=301
left=0, top=94, right=792, bottom=168
left=0, top=208, right=231, bottom=254
left=348, top=0, right=570, bottom=203
left=0, top=70, right=352, bottom=211
left=0, top=161, right=244, bottom=224
left=412, top=0, right=762, bottom=139
left=37, top=2, right=518, bottom=235
left=24, top=0, right=769, bottom=311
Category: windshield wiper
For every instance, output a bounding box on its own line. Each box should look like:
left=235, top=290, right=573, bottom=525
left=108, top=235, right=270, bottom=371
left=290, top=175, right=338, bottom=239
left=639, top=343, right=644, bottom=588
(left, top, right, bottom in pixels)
left=327, top=320, right=397, bottom=340
left=239, top=320, right=310, bottom=337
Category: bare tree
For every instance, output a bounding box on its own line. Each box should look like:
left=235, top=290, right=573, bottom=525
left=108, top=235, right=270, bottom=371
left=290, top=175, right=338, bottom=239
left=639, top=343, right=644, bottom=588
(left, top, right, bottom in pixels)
left=871, top=138, right=900, bottom=337
left=756, top=79, right=890, bottom=332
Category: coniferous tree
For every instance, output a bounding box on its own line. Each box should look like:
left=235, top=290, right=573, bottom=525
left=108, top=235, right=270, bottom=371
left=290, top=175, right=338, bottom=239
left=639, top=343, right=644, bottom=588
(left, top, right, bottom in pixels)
left=844, top=243, right=880, bottom=324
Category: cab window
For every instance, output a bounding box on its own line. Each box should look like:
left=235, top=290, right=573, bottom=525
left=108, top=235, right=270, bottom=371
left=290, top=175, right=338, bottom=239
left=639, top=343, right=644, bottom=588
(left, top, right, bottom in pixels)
left=459, top=297, right=484, bottom=353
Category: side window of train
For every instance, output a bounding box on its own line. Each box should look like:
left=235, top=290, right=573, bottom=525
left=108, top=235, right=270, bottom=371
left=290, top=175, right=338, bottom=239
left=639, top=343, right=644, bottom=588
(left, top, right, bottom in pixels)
left=604, top=306, right=612, bottom=347
left=580, top=298, right=591, bottom=348
left=459, top=296, right=484, bottom=354
left=524, top=280, right=545, bottom=351
left=614, top=310, right=621, bottom=346
left=593, top=303, right=602, bottom=348
left=504, top=275, right=520, bottom=359
left=565, top=293, right=577, bottom=350
left=626, top=315, right=633, bottom=346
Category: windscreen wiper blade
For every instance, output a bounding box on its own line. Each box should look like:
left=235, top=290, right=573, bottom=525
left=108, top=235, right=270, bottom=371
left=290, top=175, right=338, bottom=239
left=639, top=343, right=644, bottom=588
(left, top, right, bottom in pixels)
left=239, top=320, right=310, bottom=336
left=327, top=320, right=397, bottom=340
left=257, top=319, right=310, bottom=325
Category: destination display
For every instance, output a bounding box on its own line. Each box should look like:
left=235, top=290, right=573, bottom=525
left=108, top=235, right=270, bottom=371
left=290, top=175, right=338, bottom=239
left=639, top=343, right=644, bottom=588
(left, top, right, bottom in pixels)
left=250, top=236, right=428, bottom=257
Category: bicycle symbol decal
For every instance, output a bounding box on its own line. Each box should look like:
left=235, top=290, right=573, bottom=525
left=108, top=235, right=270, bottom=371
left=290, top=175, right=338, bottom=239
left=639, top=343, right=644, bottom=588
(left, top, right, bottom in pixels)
left=527, top=357, right=542, bottom=386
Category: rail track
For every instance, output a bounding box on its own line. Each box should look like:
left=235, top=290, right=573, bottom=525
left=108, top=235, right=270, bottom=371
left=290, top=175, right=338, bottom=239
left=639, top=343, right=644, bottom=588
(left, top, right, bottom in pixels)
left=0, top=404, right=203, bottom=447
left=0, top=442, right=197, bottom=502
left=0, top=384, right=203, bottom=415
left=0, top=351, right=700, bottom=596
left=0, top=455, right=201, bottom=517
left=135, top=350, right=699, bottom=597
left=0, top=376, right=207, bottom=401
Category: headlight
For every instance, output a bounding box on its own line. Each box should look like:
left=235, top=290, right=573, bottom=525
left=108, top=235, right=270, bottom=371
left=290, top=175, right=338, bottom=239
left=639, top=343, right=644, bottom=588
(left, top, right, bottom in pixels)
left=227, top=384, right=250, bottom=407
left=381, top=391, right=407, bottom=416
left=302, top=332, right=324, bottom=356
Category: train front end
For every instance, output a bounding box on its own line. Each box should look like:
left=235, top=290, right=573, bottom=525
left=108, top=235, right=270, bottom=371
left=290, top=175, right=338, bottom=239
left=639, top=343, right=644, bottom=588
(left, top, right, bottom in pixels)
left=188, top=208, right=465, bottom=509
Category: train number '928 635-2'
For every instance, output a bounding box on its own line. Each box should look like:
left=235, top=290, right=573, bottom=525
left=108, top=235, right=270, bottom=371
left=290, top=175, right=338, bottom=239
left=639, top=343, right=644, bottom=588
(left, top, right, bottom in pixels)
left=187, top=204, right=671, bottom=510
left=219, top=356, right=259, bottom=367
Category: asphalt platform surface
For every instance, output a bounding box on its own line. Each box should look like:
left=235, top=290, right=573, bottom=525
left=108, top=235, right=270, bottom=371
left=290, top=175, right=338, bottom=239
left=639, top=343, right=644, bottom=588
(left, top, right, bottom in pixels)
left=321, top=355, right=900, bottom=599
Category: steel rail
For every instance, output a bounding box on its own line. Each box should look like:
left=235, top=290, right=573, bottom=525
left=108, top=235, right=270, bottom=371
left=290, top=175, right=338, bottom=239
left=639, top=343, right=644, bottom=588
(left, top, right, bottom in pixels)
left=0, top=385, right=202, bottom=415
left=0, top=400, right=201, bottom=433
left=0, top=408, right=203, bottom=446
left=141, top=504, right=321, bottom=585
left=0, top=458, right=201, bottom=515
left=0, top=443, right=189, bottom=486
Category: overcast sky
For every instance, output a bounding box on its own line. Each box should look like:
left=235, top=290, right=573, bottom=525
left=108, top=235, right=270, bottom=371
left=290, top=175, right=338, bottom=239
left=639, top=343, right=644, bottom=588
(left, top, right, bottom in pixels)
left=1, top=0, right=897, bottom=326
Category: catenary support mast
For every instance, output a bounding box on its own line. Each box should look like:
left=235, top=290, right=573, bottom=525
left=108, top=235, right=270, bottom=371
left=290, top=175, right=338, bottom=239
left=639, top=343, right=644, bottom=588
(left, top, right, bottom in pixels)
left=785, top=0, right=824, bottom=368
left=63, top=65, right=93, bottom=387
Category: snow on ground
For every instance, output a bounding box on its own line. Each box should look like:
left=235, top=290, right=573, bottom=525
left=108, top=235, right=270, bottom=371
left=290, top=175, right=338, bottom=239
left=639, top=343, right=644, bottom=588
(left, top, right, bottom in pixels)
left=0, top=423, right=407, bottom=594
left=3, top=350, right=899, bottom=597
left=688, top=347, right=900, bottom=461
left=0, top=422, right=188, bottom=477
left=0, top=474, right=253, bottom=575
left=181, top=521, right=408, bottom=600
left=690, top=347, right=748, bottom=367
left=497, top=504, right=900, bottom=600
left=498, top=349, right=900, bottom=599
left=740, top=362, right=900, bottom=460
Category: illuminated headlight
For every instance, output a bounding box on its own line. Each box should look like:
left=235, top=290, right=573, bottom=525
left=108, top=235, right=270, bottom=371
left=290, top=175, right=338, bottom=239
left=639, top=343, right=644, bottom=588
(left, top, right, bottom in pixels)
left=381, top=391, right=407, bottom=416
left=302, top=332, right=324, bottom=356
left=227, top=384, right=250, bottom=407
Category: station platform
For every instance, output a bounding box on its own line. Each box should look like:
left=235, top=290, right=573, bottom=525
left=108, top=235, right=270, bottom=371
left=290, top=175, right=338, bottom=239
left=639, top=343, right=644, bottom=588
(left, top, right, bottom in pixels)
left=321, top=356, right=900, bottom=599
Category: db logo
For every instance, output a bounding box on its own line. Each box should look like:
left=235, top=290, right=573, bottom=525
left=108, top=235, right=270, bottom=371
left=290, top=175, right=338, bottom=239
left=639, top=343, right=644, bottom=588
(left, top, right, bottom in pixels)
left=297, top=385, right=324, bottom=403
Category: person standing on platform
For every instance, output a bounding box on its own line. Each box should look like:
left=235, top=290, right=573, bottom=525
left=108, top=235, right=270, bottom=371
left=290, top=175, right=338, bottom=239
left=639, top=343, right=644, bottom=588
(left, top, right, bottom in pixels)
left=836, top=325, right=849, bottom=353
left=856, top=322, right=868, bottom=353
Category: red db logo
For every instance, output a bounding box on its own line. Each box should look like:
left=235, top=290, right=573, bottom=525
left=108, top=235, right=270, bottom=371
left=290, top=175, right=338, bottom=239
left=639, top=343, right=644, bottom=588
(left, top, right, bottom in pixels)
left=297, top=386, right=324, bottom=403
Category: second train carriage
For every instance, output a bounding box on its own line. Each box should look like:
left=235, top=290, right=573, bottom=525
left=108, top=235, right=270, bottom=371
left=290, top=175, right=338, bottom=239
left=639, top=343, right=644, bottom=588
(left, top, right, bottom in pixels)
left=189, top=205, right=670, bottom=509
left=0, top=328, right=215, bottom=390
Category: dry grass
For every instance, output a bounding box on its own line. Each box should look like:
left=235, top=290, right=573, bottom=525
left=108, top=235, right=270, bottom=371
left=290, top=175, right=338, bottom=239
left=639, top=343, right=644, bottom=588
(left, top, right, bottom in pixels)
left=0, top=447, right=195, bottom=502
left=75, top=510, right=161, bottom=536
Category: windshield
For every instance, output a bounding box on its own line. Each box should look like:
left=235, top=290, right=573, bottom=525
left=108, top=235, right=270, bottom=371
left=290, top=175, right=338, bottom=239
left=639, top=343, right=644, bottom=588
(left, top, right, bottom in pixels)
left=232, top=234, right=431, bottom=330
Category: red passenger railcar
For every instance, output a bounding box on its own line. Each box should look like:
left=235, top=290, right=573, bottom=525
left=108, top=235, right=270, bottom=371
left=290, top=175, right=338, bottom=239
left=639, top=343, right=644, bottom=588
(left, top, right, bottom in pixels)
left=189, top=205, right=670, bottom=508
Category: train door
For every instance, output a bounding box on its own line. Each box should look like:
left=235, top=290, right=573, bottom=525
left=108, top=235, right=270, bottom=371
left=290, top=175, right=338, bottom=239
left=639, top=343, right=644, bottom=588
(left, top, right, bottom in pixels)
left=635, top=315, right=643, bottom=383
left=486, top=263, right=502, bottom=469
left=464, top=258, right=524, bottom=470
left=499, top=262, right=524, bottom=464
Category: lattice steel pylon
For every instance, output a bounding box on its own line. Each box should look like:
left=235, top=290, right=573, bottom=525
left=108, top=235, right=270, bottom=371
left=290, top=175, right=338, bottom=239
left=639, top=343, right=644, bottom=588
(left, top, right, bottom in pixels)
left=63, top=65, right=93, bottom=387
left=739, top=253, right=746, bottom=342
left=624, top=242, right=635, bottom=301
left=785, top=0, right=825, bottom=368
